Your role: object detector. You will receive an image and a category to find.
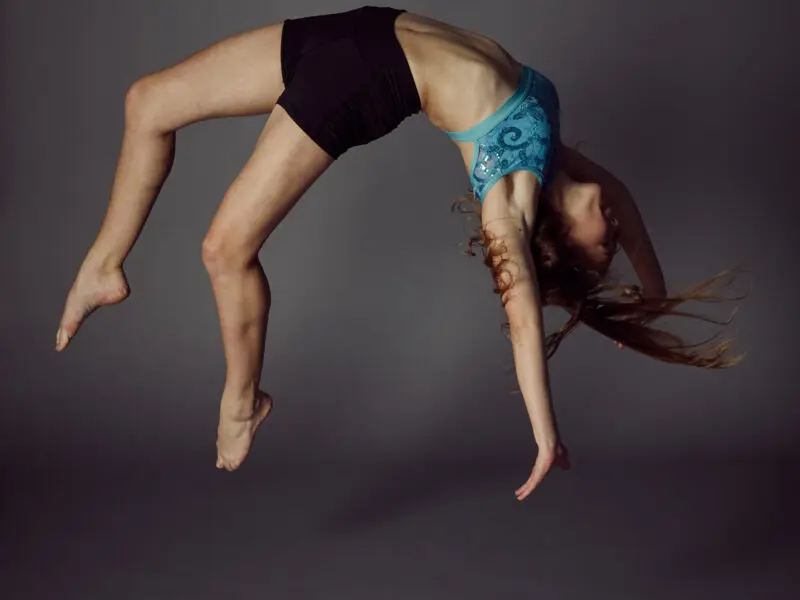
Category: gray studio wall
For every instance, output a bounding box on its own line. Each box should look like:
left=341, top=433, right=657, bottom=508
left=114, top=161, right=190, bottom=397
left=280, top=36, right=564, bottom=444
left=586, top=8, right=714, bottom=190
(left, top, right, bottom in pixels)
left=2, top=0, right=796, bottom=468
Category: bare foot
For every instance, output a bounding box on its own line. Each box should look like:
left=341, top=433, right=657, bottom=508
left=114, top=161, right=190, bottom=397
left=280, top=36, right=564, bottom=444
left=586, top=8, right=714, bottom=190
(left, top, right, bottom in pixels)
left=216, top=391, right=274, bottom=471
left=55, top=263, right=130, bottom=351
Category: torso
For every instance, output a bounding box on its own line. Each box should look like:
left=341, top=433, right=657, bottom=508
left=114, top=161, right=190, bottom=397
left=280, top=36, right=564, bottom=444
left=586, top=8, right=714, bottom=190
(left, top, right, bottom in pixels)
left=394, top=12, right=521, bottom=123
left=393, top=11, right=541, bottom=218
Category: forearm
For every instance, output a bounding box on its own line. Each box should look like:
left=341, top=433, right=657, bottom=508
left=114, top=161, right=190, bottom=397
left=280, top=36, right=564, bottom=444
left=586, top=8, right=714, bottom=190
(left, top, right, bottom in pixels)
left=501, top=257, right=560, bottom=447
left=610, top=184, right=666, bottom=298
left=632, top=238, right=666, bottom=297
left=510, top=324, right=560, bottom=446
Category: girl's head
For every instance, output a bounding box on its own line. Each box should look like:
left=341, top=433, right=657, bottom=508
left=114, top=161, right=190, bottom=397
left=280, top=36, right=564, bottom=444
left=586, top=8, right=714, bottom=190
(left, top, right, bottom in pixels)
left=453, top=169, right=746, bottom=369
left=546, top=169, right=618, bottom=273
left=534, top=167, right=620, bottom=294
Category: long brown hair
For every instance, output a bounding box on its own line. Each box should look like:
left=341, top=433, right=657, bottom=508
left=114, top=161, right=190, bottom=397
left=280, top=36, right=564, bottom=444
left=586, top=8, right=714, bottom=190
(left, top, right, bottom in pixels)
left=451, top=190, right=748, bottom=369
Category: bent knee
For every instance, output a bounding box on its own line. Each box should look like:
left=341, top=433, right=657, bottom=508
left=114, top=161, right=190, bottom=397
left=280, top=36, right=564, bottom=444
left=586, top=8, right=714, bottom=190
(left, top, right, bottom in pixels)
left=125, top=76, right=165, bottom=131
left=125, top=74, right=183, bottom=133
left=201, top=233, right=255, bottom=275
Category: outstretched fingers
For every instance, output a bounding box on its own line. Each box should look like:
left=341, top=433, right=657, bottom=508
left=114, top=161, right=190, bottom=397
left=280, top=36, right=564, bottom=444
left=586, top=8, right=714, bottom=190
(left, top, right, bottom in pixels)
left=515, top=441, right=571, bottom=501
left=515, top=451, right=553, bottom=501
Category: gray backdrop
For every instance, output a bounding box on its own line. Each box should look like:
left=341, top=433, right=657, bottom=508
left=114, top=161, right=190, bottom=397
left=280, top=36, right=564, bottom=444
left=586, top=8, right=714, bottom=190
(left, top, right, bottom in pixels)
left=2, top=1, right=798, bottom=598
left=3, top=0, right=795, bottom=465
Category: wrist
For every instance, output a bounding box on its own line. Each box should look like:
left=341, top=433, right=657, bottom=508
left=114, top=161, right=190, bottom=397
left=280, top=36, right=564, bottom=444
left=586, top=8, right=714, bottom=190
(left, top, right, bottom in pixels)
left=533, top=429, right=558, bottom=449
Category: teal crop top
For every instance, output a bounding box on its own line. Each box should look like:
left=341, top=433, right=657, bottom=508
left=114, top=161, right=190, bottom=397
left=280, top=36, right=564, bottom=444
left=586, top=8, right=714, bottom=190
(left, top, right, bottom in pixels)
left=445, top=66, right=561, bottom=203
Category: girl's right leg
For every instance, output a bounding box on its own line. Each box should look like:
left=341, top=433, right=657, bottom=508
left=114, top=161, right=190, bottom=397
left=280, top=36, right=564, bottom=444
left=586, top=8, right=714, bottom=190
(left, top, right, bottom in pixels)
left=55, top=22, right=287, bottom=350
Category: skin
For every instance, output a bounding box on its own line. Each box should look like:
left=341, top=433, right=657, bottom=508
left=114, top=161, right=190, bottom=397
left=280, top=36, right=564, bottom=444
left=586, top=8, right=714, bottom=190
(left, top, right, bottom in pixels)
left=54, top=11, right=664, bottom=496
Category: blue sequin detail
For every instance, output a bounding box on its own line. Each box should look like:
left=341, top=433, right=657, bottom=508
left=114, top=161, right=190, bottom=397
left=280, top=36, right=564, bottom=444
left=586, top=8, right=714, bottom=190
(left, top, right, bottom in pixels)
left=446, top=66, right=561, bottom=203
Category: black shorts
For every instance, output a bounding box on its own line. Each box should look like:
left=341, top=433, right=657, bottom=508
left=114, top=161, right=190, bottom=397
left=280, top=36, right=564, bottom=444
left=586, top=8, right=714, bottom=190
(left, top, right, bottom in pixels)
left=276, top=6, right=422, bottom=159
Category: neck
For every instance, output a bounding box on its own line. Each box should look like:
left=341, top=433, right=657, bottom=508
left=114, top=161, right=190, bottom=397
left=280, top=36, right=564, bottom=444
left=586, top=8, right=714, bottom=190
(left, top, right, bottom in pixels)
left=548, top=170, right=592, bottom=219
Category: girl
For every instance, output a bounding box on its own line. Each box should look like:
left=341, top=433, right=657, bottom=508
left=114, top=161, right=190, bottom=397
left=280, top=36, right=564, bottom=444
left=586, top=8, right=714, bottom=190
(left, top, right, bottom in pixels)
left=54, top=6, right=743, bottom=499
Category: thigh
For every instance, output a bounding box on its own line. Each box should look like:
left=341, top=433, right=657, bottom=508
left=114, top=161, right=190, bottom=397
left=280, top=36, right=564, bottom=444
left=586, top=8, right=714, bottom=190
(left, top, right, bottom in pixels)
left=138, top=22, right=286, bottom=132
left=206, top=105, right=334, bottom=256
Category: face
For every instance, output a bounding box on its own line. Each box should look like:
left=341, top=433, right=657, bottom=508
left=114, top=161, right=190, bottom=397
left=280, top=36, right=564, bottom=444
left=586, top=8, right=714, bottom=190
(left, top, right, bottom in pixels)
left=549, top=171, right=618, bottom=273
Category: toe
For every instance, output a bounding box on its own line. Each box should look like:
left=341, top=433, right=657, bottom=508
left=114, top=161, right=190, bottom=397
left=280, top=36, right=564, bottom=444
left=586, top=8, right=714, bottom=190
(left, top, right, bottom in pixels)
left=55, top=326, right=73, bottom=351
left=56, top=304, right=83, bottom=350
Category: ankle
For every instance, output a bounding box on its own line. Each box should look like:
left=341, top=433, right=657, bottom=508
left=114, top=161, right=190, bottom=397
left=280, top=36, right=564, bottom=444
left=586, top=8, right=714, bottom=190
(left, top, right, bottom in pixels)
left=220, top=387, right=257, bottom=420
left=83, top=249, right=124, bottom=274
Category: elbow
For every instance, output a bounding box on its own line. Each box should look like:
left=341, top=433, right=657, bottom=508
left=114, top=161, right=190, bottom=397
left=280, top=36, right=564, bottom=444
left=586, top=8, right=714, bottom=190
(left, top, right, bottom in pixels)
left=509, top=323, right=540, bottom=345
left=505, top=297, right=543, bottom=342
left=501, top=277, right=544, bottom=337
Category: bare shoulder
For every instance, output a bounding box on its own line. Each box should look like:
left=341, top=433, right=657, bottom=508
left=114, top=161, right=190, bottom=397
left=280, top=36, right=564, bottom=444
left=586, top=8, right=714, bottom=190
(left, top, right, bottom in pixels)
left=481, top=174, right=541, bottom=239
left=478, top=184, right=540, bottom=311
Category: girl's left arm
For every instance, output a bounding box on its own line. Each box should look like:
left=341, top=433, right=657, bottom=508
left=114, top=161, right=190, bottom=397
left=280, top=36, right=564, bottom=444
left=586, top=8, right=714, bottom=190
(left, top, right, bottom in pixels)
left=559, top=144, right=667, bottom=298
left=605, top=183, right=667, bottom=299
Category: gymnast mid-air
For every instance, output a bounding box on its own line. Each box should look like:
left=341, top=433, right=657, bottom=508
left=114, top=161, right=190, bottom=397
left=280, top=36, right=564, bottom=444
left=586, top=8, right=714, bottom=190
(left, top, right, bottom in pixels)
left=55, top=6, right=743, bottom=500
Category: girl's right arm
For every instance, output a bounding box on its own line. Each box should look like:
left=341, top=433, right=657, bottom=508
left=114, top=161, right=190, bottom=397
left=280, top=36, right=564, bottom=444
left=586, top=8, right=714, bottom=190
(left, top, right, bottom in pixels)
left=480, top=190, right=567, bottom=500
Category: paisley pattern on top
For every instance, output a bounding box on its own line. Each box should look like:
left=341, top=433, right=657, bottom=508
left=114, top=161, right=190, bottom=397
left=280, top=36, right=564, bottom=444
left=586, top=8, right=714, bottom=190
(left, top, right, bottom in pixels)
left=446, top=66, right=561, bottom=202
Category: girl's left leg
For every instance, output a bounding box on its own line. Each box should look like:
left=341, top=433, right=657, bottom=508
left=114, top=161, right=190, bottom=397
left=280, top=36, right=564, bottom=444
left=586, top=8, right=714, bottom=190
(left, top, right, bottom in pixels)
left=55, top=22, right=287, bottom=351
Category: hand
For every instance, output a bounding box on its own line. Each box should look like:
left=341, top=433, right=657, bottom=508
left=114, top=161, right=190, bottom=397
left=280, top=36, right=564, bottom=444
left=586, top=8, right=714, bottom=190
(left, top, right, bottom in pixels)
left=614, top=340, right=624, bottom=350
left=515, top=438, right=571, bottom=501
